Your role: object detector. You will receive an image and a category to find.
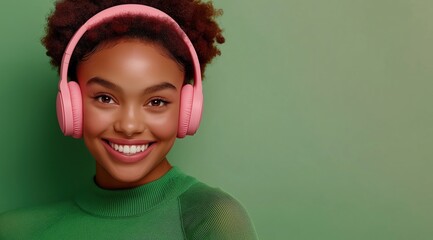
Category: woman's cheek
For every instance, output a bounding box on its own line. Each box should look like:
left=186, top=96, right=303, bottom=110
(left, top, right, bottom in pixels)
left=83, top=105, right=114, bottom=136
left=147, top=110, right=179, bottom=139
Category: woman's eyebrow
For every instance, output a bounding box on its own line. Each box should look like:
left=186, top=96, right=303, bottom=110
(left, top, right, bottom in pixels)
left=86, top=77, right=177, bottom=94
left=86, top=77, right=120, bottom=91
left=142, top=82, right=177, bottom=95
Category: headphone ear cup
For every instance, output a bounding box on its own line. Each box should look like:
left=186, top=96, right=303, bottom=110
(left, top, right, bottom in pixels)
left=56, top=90, right=69, bottom=137
left=186, top=85, right=203, bottom=136
left=177, top=84, right=194, bottom=138
left=68, top=81, right=83, bottom=138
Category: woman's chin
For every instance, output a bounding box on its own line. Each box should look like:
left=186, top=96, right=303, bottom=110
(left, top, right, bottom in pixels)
left=95, top=160, right=171, bottom=189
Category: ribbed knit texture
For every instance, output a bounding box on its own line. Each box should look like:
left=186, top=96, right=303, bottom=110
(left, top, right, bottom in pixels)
left=0, top=167, right=258, bottom=240
left=76, top=167, right=196, bottom=217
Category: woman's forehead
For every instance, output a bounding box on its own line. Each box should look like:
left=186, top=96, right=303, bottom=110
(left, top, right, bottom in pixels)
left=77, top=40, right=185, bottom=89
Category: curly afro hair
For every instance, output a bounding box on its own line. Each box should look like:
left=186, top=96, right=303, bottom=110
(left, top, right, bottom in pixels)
left=42, top=0, right=225, bottom=82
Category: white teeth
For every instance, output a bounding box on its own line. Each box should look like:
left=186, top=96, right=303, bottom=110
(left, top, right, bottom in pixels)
left=124, top=145, right=130, bottom=154
left=130, top=146, right=137, bottom=154
left=109, top=142, right=149, bottom=155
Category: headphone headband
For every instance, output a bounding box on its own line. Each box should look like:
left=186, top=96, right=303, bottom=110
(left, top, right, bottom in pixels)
left=59, top=4, right=202, bottom=92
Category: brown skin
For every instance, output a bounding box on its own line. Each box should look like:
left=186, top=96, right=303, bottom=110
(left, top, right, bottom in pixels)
left=76, top=39, right=185, bottom=189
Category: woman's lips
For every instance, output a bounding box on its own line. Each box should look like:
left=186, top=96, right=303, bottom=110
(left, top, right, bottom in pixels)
left=101, top=139, right=156, bottom=164
left=109, top=142, right=149, bottom=155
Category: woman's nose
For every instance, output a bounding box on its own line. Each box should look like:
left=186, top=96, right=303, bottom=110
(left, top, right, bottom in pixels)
left=113, top=105, right=145, bottom=137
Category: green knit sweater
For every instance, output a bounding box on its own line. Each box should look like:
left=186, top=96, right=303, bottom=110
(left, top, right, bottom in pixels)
left=0, top=167, right=258, bottom=239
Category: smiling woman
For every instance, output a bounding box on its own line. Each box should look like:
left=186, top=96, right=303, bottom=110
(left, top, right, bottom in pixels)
left=0, top=0, right=258, bottom=239
left=78, top=40, right=183, bottom=189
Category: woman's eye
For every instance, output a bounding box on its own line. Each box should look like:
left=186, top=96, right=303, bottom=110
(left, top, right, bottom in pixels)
left=96, top=95, right=115, bottom=104
left=148, top=99, right=167, bottom=107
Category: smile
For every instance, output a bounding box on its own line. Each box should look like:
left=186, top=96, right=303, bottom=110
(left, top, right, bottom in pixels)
left=102, top=139, right=156, bottom=164
left=108, top=142, right=149, bottom=155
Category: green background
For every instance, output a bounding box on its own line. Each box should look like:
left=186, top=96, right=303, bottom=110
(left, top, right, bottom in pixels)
left=1, top=0, right=432, bottom=239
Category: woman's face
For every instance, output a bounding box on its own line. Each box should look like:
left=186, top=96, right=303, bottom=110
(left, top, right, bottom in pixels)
left=77, top=39, right=184, bottom=189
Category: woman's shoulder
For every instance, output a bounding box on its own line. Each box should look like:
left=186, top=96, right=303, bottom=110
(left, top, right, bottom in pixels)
left=180, top=181, right=245, bottom=208
left=179, top=181, right=259, bottom=239
left=0, top=200, right=76, bottom=239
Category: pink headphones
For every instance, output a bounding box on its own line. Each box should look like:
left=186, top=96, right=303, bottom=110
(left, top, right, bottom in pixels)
left=56, top=4, right=203, bottom=139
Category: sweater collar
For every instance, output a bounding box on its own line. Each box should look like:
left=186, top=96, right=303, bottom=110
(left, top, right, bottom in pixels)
left=74, top=167, right=196, bottom=217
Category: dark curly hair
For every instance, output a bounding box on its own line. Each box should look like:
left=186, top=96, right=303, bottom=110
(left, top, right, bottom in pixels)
left=42, top=0, right=225, bottom=82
